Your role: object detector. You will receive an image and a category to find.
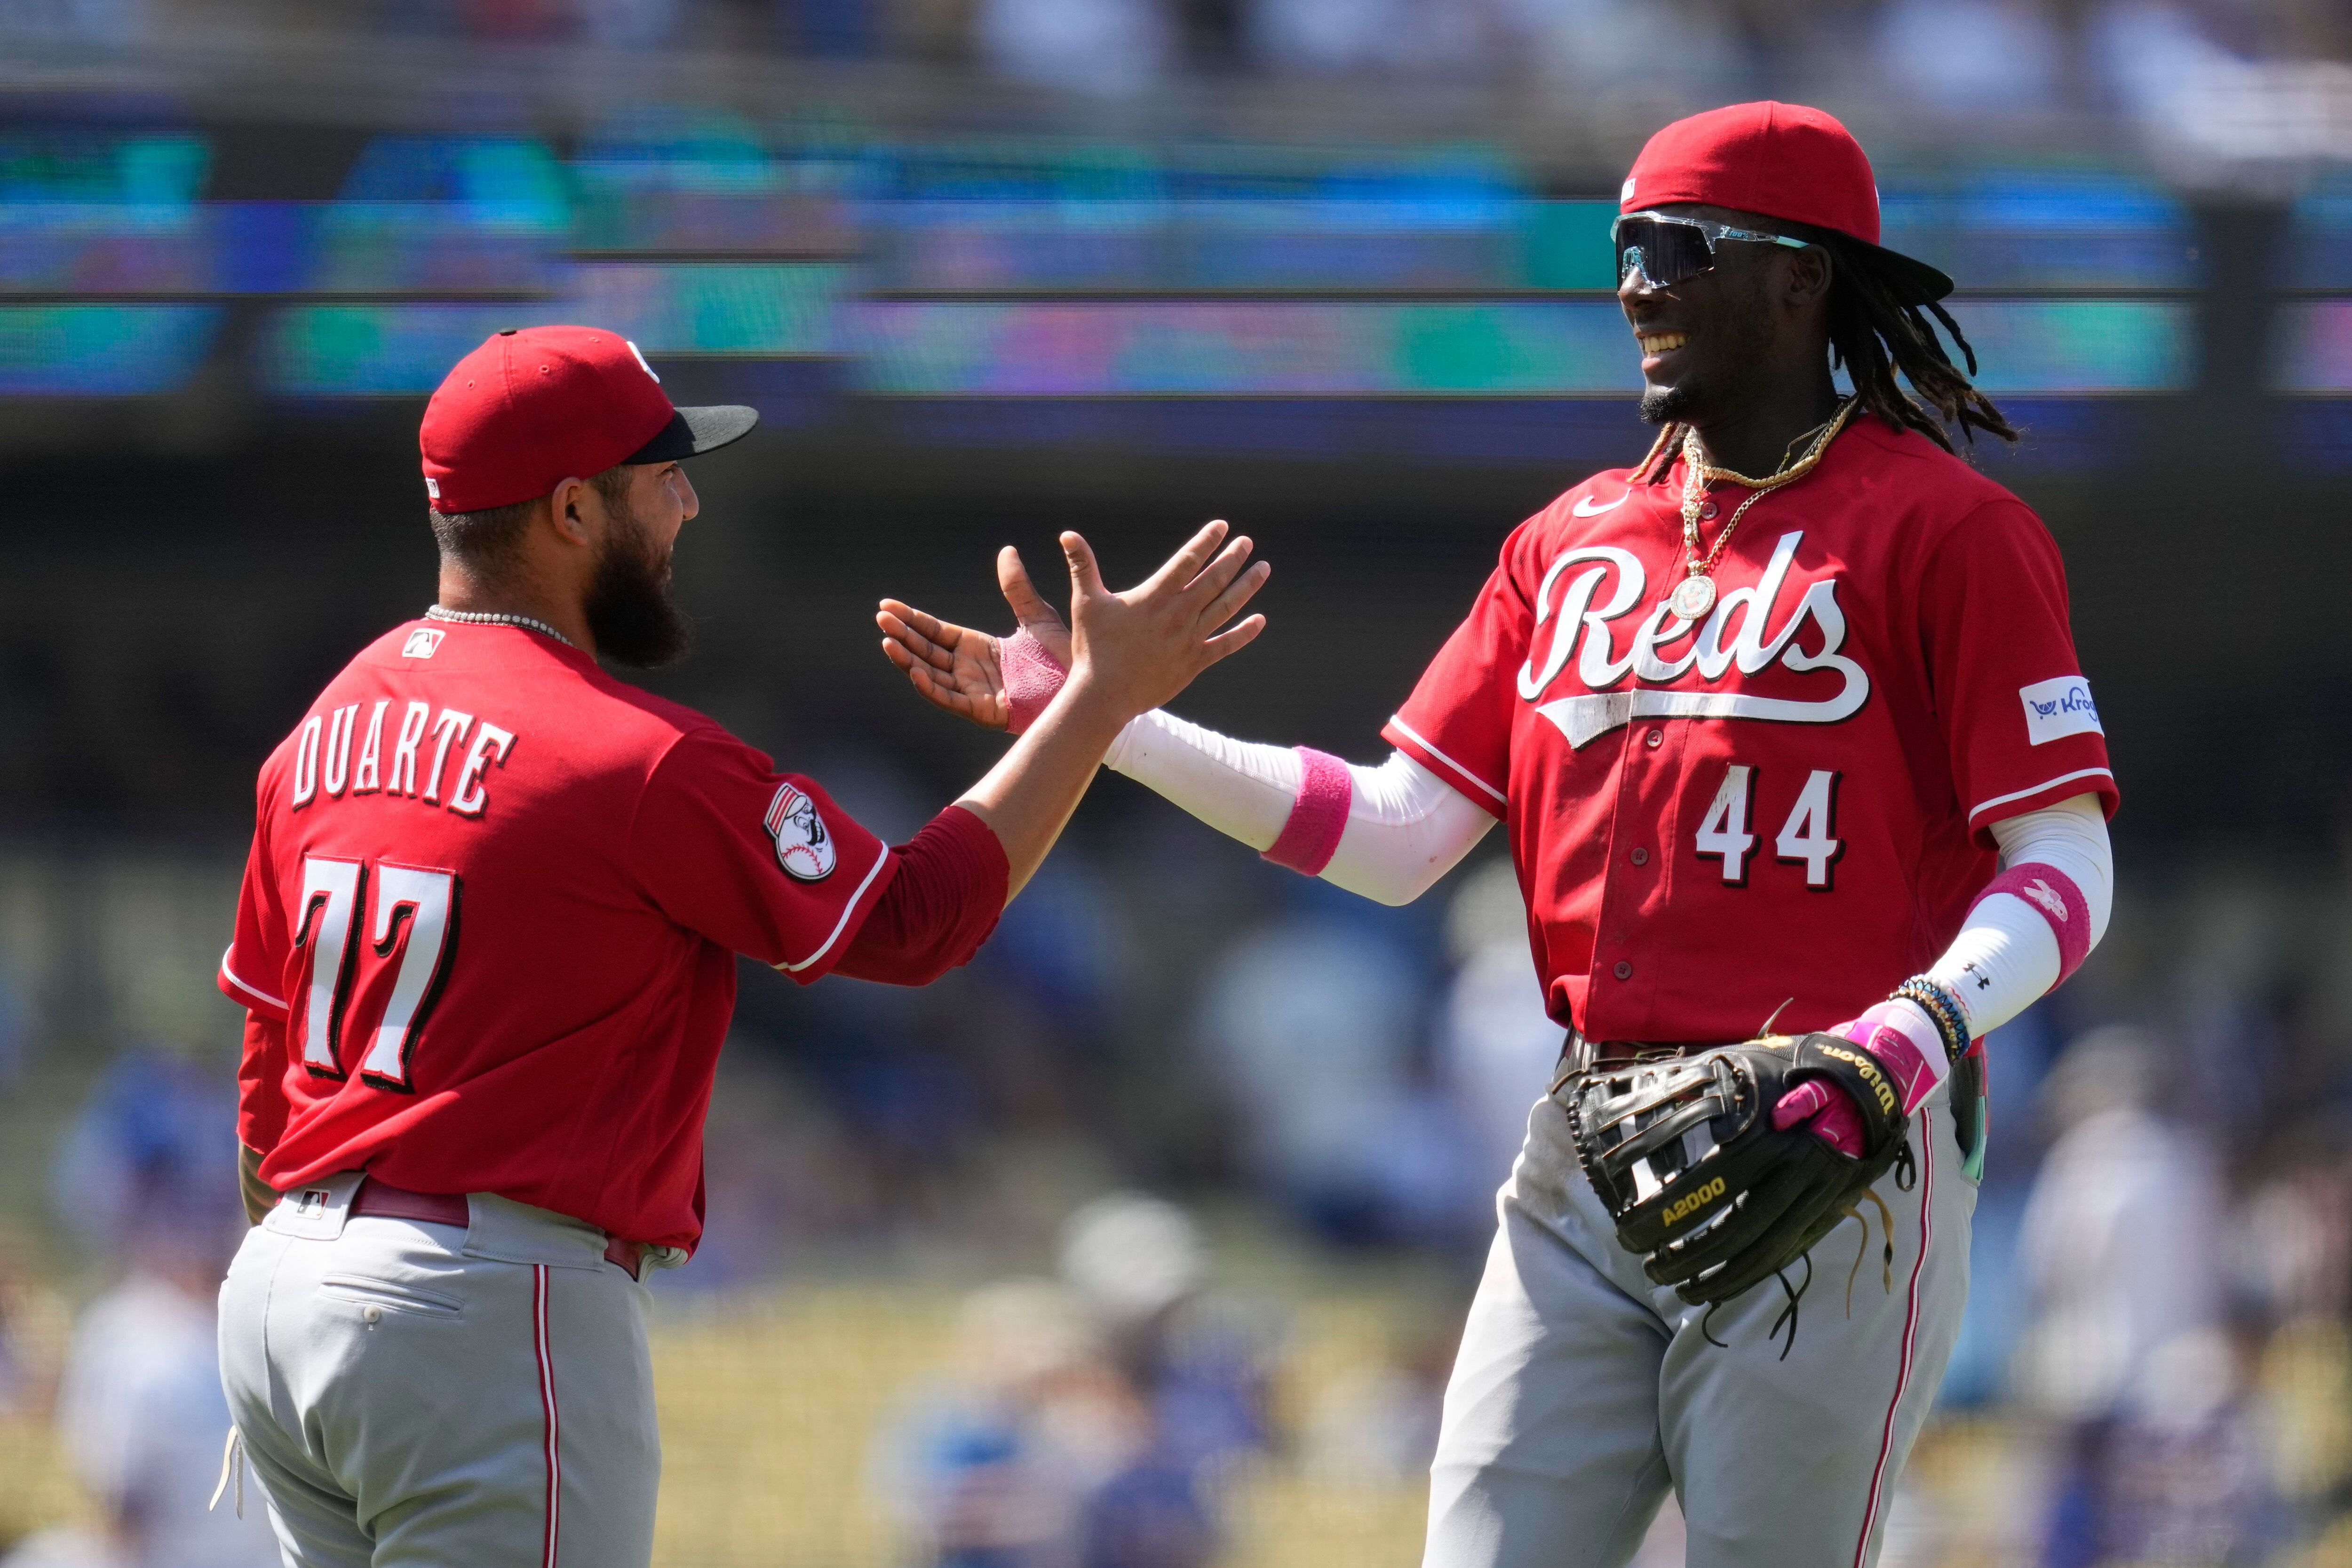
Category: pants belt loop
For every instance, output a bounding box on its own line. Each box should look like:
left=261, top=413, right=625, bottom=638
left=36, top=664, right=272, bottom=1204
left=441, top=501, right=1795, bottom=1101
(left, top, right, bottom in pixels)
left=1549, top=1027, right=1594, bottom=1096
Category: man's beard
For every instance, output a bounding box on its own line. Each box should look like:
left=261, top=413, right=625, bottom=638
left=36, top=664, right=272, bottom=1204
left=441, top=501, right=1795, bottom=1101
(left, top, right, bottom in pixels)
left=1639, top=383, right=1696, bottom=425
left=585, top=503, right=690, bottom=668
left=1636, top=270, right=1773, bottom=429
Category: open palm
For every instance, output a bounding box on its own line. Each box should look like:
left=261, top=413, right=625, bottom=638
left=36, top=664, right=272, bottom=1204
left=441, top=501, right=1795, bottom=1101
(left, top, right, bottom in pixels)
left=877, top=545, right=1074, bottom=731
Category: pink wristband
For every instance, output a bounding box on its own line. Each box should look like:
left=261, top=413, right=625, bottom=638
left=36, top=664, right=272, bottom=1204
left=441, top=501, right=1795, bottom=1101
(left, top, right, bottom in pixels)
left=1974, top=864, right=2091, bottom=984
left=1262, top=748, right=1352, bottom=876
left=1000, top=629, right=1068, bottom=736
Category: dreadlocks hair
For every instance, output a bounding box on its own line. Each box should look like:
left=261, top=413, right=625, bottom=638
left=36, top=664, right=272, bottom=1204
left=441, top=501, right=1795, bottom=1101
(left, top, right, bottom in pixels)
left=1817, top=231, right=2016, bottom=451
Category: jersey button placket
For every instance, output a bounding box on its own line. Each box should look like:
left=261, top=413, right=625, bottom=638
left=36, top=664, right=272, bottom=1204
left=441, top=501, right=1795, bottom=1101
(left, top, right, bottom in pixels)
left=1590, top=717, right=1667, bottom=1034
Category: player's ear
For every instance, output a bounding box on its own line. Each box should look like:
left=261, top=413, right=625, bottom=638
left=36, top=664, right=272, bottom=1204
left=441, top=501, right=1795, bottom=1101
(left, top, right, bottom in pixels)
left=1784, top=243, right=1833, bottom=312
left=547, top=476, right=593, bottom=545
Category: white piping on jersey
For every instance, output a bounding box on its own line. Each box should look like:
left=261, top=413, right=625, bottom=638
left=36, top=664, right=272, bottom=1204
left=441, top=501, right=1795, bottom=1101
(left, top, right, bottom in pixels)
left=776, top=841, right=893, bottom=974
left=1385, top=716, right=1506, bottom=806
left=1967, top=766, right=2114, bottom=824
left=219, top=948, right=288, bottom=1011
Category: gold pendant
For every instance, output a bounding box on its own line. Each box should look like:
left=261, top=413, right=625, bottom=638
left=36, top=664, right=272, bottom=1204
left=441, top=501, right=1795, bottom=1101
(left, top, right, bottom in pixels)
left=1669, top=573, right=1716, bottom=621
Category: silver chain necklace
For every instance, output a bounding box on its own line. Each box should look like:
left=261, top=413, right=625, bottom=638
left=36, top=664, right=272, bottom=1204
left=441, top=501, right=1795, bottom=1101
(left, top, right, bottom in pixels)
left=423, top=605, right=576, bottom=648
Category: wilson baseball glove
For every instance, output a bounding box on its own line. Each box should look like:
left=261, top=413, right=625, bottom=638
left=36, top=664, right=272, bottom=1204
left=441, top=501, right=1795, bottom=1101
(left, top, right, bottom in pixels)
left=1563, top=1035, right=1915, bottom=1350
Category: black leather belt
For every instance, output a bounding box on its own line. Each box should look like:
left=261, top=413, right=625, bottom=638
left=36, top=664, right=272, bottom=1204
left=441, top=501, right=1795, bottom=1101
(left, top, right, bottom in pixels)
left=1552, top=1027, right=1714, bottom=1086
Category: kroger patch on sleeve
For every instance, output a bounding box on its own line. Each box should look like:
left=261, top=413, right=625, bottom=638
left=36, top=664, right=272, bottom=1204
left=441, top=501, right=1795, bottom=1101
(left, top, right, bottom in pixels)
left=2018, top=676, right=2102, bottom=745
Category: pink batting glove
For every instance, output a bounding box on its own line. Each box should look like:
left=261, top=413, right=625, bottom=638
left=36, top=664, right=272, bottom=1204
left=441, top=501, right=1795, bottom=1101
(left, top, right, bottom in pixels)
left=1771, top=1001, right=1945, bottom=1158
left=1000, top=629, right=1069, bottom=735
left=1773, top=1079, right=1867, bottom=1157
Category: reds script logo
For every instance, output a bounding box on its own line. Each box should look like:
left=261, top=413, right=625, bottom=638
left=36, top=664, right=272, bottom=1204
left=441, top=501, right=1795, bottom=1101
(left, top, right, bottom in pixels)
left=1516, top=529, right=1869, bottom=748
left=763, top=783, right=836, bottom=881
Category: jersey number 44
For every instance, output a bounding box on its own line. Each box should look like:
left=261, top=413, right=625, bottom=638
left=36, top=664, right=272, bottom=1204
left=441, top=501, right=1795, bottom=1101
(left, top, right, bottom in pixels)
left=1693, top=764, right=1843, bottom=890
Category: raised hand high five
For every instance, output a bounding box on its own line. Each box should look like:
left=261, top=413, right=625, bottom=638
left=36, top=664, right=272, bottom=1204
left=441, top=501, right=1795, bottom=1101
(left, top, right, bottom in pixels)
left=931, top=521, right=1269, bottom=899
left=877, top=522, right=1254, bottom=732
left=1058, top=521, right=1266, bottom=717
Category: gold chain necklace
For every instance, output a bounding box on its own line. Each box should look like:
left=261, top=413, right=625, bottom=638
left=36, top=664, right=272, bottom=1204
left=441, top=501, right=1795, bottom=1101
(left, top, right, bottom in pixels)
left=1667, top=399, right=1857, bottom=623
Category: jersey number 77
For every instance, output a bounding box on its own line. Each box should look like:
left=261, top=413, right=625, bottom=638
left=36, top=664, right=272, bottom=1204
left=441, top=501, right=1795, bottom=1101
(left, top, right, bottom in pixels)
left=291, top=854, right=461, bottom=1090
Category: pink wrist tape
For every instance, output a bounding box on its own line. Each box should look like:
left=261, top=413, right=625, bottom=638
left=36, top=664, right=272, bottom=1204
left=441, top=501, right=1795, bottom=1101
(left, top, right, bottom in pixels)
left=1262, top=748, right=1351, bottom=876
left=1001, top=630, right=1068, bottom=736
left=1974, top=864, right=2091, bottom=984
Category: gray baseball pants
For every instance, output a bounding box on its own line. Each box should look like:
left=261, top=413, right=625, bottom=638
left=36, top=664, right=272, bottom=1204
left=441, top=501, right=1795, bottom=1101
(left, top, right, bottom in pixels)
left=217, top=1174, right=661, bottom=1568
left=1424, top=1079, right=1975, bottom=1568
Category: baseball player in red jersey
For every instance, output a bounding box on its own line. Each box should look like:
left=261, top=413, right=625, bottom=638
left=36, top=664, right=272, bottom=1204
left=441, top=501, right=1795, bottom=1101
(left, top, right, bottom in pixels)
left=876, top=105, right=2119, bottom=1566
left=212, top=325, right=1270, bottom=1567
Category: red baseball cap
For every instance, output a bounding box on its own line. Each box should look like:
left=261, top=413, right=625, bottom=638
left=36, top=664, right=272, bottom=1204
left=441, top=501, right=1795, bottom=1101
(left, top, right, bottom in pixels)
left=420, top=325, right=759, bottom=514
left=1621, top=102, right=1953, bottom=301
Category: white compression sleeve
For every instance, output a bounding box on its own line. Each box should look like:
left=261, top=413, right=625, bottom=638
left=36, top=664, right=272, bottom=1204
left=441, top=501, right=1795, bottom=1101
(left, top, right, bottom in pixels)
left=1925, top=794, right=2113, bottom=1036
left=1323, top=751, right=1498, bottom=906
left=1103, top=711, right=1494, bottom=905
left=1102, top=709, right=1297, bottom=850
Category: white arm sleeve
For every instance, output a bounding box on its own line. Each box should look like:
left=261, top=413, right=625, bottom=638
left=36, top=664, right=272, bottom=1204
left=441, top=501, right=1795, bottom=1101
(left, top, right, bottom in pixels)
left=1323, top=751, right=1500, bottom=906
left=1104, top=710, right=1495, bottom=906
left=1925, top=793, right=2113, bottom=1036
left=1101, top=708, right=1296, bottom=850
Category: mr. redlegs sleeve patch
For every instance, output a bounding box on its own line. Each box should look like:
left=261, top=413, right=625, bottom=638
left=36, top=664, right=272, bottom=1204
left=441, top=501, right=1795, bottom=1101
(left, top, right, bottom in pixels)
left=764, top=782, right=837, bottom=881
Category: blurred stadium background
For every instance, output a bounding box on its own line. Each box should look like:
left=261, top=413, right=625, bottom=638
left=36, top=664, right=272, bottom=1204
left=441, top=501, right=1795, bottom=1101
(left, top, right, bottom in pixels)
left=5, top=0, right=2352, bottom=1563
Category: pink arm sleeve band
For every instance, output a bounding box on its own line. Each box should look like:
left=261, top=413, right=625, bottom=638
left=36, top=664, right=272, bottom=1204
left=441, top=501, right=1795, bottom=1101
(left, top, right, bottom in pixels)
left=1000, top=629, right=1068, bottom=736
left=1262, top=748, right=1352, bottom=876
left=1973, top=863, right=2092, bottom=984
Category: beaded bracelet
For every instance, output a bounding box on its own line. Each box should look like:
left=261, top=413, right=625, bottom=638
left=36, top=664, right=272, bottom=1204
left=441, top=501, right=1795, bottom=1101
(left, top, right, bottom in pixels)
left=1891, top=976, right=1971, bottom=1066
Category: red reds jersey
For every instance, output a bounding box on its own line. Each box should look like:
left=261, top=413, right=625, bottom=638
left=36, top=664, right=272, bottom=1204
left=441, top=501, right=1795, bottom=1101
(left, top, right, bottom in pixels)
left=217, top=621, right=894, bottom=1250
left=1384, top=417, right=2117, bottom=1043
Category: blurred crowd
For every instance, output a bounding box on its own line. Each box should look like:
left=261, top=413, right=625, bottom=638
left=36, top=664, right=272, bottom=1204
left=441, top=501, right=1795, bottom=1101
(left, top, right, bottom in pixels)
left=869, top=1194, right=1275, bottom=1568
left=0, top=1051, right=274, bottom=1568
left=1, top=0, right=2347, bottom=138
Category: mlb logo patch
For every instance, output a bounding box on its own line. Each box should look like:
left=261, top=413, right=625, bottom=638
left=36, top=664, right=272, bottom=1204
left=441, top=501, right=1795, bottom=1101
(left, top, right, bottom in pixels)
left=401, top=628, right=445, bottom=660
left=265, top=1171, right=358, bottom=1239
left=2018, top=676, right=2101, bottom=745
left=763, top=782, right=836, bottom=882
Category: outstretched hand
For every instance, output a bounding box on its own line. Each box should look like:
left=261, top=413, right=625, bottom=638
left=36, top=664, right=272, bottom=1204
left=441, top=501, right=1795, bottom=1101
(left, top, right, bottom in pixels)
left=874, top=603, right=1009, bottom=729
left=878, top=525, right=1259, bottom=730
left=918, top=522, right=1267, bottom=903
left=877, top=547, right=1073, bottom=731
left=1058, top=520, right=1267, bottom=720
